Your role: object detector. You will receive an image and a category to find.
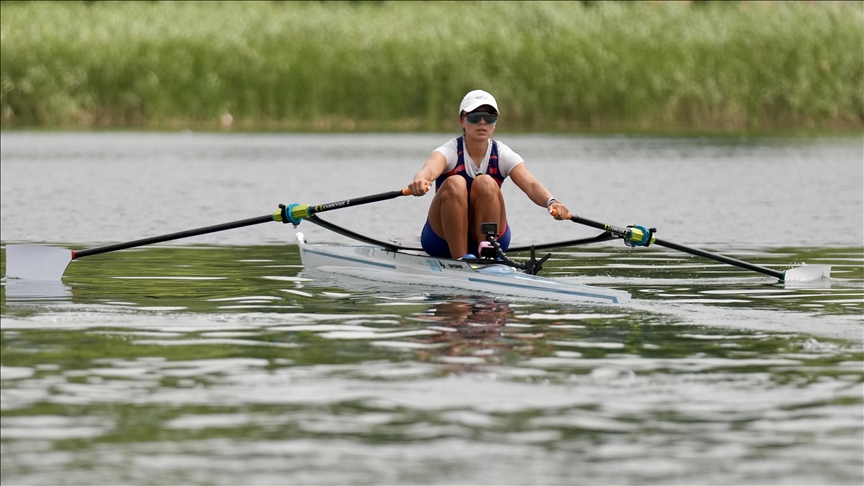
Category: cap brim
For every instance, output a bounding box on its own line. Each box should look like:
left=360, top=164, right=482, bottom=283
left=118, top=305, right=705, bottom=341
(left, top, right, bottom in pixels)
left=462, top=102, right=499, bottom=114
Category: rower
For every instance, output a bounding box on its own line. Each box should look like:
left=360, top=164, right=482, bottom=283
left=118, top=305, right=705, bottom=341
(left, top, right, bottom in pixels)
left=407, top=90, right=572, bottom=260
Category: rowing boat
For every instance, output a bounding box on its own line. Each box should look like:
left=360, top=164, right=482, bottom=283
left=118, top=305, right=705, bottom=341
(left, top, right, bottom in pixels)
left=295, top=233, right=631, bottom=304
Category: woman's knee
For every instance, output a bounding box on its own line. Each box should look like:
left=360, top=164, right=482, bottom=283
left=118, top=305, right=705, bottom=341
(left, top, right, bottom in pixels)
left=438, top=176, right=468, bottom=197
left=471, top=175, right=501, bottom=197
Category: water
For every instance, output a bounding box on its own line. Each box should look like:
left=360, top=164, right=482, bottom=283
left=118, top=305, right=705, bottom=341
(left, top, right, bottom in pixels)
left=1, top=132, right=863, bottom=485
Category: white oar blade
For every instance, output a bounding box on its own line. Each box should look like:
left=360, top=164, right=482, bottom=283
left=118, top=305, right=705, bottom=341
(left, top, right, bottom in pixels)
left=5, top=245, right=73, bottom=281
left=784, top=264, right=831, bottom=283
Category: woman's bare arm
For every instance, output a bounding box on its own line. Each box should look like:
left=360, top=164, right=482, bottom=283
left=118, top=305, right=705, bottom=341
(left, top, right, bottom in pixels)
left=409, top=151, right=447, bottom=196
left=509, top=163, right=571, bottom=220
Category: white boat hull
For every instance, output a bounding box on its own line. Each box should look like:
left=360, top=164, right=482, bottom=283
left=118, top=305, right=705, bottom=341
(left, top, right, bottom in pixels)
left=297, top=235, right=630, bottom=304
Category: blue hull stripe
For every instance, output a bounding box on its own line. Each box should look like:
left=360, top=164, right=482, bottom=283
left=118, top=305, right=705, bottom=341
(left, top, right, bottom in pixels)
left=303, top=248, right=398, bottom=269
left=468, top=277, right=620, bottom=304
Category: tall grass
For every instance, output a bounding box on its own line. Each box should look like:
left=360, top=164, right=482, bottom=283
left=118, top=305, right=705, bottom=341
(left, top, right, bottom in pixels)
left=1, top=1, right=861, bottom=132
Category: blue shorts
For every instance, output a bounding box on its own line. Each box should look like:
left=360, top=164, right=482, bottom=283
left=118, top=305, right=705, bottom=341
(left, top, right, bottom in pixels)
left=421, top=220, right=511, bottom=258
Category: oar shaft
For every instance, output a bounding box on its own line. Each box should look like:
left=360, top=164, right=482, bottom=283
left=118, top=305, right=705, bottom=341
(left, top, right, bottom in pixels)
left=508, top=232, right=616, bottom=252
left=652, top=237, right=784, bottom=280
left=285, top=189, right=411, bottom=224
left=569, top=215, right=784, bottom=280
left=570, top=216, right=629, bottom=237
left=74, top=214, right=277, bottom=259
left=310, top=189, right=410, bottom=215
left=306, top=215, right=406, bottom=251
left=74, top=188, right=414, bottom=259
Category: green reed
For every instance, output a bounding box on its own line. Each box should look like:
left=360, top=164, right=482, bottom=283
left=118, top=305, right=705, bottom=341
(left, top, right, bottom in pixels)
left=1, top=1, right=861, bottom=132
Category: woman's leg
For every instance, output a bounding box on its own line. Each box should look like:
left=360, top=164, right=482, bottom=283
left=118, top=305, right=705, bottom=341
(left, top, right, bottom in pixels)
left=469, top=175, right=507, bottom=245
left=427, top=176, right=469, bottom=258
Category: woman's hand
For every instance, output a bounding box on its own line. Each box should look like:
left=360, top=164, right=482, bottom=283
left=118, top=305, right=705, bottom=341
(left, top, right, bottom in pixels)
left=409, top=179, right=431, bottom=196
left=548, top=201, right=571, bottom=220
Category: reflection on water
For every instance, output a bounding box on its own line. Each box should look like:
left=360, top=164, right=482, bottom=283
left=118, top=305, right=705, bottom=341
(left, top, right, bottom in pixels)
left=1, top=243, right=862, bottom=485
left=4, top=280, right=72, bottom=301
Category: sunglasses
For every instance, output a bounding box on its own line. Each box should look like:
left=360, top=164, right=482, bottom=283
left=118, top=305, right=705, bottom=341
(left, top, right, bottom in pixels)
left=465, top=111, right=498, bottom=124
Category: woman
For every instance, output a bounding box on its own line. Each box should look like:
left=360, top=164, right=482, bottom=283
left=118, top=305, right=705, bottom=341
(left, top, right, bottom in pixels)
left=408, top=90, right=571, bottom=259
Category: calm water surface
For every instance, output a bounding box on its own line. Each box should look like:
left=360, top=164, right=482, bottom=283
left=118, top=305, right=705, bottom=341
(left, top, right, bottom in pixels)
left=1, top=133, right=862, bottom=485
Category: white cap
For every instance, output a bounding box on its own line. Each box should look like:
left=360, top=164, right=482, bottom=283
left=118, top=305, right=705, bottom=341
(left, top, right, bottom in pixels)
left=459, top=90, right=499, bottom=115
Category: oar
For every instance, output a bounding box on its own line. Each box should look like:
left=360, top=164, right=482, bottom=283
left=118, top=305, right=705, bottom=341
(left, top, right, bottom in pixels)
left=552, top=210, right=830, bottom=282
left=508, top=232, right=617, bottom=252
left=4, top=188, right=414, bottom=281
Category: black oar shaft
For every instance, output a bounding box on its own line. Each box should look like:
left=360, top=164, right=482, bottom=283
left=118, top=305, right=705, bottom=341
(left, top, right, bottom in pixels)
left=508, top=232, right=616, bottom=252
left=74, top=214, right=276, bottom=259
left=306, top=215, right=408, bottom=251
left=570, top=216, right=629, bottom=237
left=652, top=238, right=784, bottom=280
left=570, top=215, right=784, bottom=280
left=73, top=188, right=413, bottom=260
left=309, top=190, right=408, bottom=215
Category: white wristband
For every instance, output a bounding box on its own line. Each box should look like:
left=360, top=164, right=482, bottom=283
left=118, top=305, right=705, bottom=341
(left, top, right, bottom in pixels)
left=546, top=197, right=559, bottom=208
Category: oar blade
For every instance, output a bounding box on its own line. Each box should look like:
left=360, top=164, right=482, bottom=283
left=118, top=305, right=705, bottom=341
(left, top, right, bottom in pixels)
left=5, top=245, right=73, bottom=281
left=783, top=264, right=831, bottom=283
